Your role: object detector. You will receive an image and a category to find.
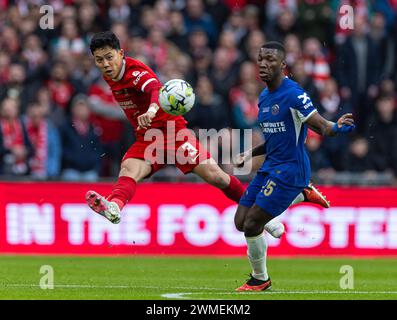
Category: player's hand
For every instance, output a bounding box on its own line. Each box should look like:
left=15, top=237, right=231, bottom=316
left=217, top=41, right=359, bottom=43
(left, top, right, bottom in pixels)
left=233, top=152, right=250, bottom=168
left=332, top=113, right=355, bottom=133
left=137, top=110, right=155, bottom=130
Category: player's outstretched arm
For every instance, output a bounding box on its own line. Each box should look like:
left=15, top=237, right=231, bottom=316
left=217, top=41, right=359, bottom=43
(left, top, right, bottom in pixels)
left=234, top=143, right=265, bottom=167
left=305, top=112, right=355, bottom=137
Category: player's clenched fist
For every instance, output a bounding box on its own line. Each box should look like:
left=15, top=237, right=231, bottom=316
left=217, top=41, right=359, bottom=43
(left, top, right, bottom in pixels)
left=332, top=113, right=355, bottom=133
left=137, top=110, right=156, bottom=130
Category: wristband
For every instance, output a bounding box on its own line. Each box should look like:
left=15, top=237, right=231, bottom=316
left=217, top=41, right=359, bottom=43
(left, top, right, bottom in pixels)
left=331, top=122, right=355, bottom=133
left=148, top=106, right=157, bottom=114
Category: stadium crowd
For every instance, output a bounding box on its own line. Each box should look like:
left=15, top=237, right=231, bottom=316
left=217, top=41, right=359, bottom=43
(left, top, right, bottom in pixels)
left=0, top=0, right=396, bottom=185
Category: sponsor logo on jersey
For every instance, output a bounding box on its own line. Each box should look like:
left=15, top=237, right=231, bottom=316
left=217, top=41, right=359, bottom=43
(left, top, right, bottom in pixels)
left=133, top=71, right=148, bottom=85
left=259, top=121, right=286, bottom=133
left=271, top=104, right=280, bottom=115
left=132, top=71, right=140, bottom=77
left=297, top=92, right=310, bottom=104
left=118, top=100, right=138, bottom=109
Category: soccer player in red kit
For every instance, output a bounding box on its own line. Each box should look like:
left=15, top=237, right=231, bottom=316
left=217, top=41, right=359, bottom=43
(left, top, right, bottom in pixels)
left=85, top=31, right=245, bottom=223
left=85, top=31, right=329, bottom=226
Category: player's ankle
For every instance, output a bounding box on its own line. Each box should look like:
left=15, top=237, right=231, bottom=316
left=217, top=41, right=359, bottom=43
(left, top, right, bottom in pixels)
left=110, top=198, right=124, bottom=211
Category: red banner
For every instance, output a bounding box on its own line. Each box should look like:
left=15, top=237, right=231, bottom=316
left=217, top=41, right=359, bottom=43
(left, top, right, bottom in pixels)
left=1, top=182, right=397, bottom=256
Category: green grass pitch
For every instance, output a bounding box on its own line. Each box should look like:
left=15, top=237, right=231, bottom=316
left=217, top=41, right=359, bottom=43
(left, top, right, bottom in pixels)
left=0, top=256, right=396, bottom=300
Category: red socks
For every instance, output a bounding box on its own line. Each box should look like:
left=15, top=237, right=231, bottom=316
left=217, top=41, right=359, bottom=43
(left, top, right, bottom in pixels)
left=221, top=175, right=245, bottom=203
left=106, top=175, right=244, bottom=210
left=107, top=176, right=137, bottom=211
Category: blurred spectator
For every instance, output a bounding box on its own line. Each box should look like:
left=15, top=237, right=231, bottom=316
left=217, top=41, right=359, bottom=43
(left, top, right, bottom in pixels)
left=369, top=11, right=395, bottom=80
left=46, top=62, right=74, bottom=111
left=378, top=78, right=397, bottom=101
left=184, top=0, right=218, bottom=47
left=60, top=94, right=102, bottom=182
left=163, top=0, right=186, bottom=11
left=0, top=97, right=33, bottom=176
left=111, top=22, right=130, bottom=50
left=126, top=30, right=147, bottom=62
left=318, top=78, right=351, bottom=171
left=336, top=15, right=381, bottom=130
left=153, top=0, right=172, bottom=33
left=305, top=129, right=333, bottom=172
left=23, top=101, right=61, bottom=179
left=36, top=86, right=64, bottom=129
left=217, top=29, right=244, bottom=67
left=139, top=5, right=156, bottom=36
left=88, top=78, right=126, bottom=177
left=71, top=55, right=101, bottom=94
left=236, top=60, right=261, bottom=86
left=167, top=10, right=189, bottom=51
left=50, top=19, right=86, bottom=57
left=345, top=135, right=372, bottom=172
left=242, top=29, right=266, bottom=63
left=230, top=80, right=260, bottom=130
left=191, top=48, right=212, bottom=80
left=302, top=37, right=331, bottom=91
left=367, top=95, right=397, bottom=176
left=0, top=51, right=11, bottom=86
left=20, top=34, right=48, bottom=77
left=265, top=0, right=298, bottom=24
left=265, top=9, right=299, bottom=43
left=290, top=58, right=319, bottom=106
left=297, top=0, right=334, bottom=45
left=0, top=26, right=20, bottom=55
left=0, top=63, right=32, bottom=114
left=185, top=75, right=230, bottom=131
left=206, top=0, right=231, bottom=31
left=78, top=1, right=102, bottom=36
left=209, top=48, right=239, bottom=101
left=243, top=4, right=261, bottom=32
left=184, top=75, right=231, bottom=171
left=108, top=0, right=131, bottom=25
left=284, top=33, right=302, bottom=70
left=222, top=9, right=248, bottom=47
left=188, top=27, right=211, bottom=60
left=143, top=26, right=170, bottom=70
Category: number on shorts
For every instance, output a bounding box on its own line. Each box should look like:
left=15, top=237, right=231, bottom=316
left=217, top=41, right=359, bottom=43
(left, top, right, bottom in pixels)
left=263, top=180, right=276, bottom=196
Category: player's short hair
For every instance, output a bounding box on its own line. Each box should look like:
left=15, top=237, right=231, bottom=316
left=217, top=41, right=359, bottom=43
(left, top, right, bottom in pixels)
left=90, top=31, right=121, bottom=54
left=261, top=42, right=286, bottom=59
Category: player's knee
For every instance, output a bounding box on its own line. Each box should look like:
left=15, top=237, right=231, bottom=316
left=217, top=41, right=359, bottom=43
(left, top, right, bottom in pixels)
left=120, top=160, right=150, bottom=181
left=234, top=216, right=244, bottom=232
left=243, top=219, right=257, bottom=236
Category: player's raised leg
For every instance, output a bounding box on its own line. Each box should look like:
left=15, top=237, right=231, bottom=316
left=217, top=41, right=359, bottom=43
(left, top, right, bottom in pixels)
left=192, top=158, right=245, bottom=203
left=86, top=158, right=152, bottom=223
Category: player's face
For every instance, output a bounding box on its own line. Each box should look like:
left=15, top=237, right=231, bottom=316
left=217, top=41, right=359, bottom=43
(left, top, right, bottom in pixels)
left=93, top=46, right=124, bottom=79
left=257, top=48, right=285, bottom=82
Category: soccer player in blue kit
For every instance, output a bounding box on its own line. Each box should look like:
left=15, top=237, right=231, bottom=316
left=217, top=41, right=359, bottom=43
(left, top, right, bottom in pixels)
left=235, top=42, right=355, bottom=292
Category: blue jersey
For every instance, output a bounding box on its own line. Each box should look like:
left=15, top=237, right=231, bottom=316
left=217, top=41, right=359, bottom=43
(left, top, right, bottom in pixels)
left=257, top=77, right=317, bottom=187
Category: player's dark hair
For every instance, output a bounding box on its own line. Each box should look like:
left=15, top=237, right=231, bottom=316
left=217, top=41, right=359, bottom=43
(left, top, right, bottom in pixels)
left=90, top=31, right=121, bottom=54
left=261, top=42, right=286, bottom=59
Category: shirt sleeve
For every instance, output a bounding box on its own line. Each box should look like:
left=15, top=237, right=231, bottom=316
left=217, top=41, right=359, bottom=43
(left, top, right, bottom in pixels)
left=291, top=88, right=318, bottom=123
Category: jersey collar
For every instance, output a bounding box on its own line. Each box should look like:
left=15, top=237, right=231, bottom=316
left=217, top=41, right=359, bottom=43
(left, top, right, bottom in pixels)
left=112, top=59, right=126, bottom=82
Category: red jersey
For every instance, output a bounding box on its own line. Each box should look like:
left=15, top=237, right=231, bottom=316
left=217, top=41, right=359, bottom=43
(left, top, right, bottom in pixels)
left=103, top=56, right=186, bottom=133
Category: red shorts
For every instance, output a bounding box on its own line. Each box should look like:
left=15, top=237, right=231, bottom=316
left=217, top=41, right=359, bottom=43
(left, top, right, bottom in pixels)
left=122, top=123, right=212, bottom=177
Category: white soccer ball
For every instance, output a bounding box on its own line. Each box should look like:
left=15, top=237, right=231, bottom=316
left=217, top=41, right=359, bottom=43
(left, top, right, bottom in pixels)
left=158, top=79, right=195, bottom=116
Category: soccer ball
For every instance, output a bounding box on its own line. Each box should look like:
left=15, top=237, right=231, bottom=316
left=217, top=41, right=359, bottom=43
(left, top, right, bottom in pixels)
left=158, top=79, right=195, bottom=116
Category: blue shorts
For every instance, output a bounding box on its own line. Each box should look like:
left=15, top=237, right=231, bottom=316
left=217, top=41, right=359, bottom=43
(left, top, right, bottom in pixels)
left=239, top=172, right=304, bottom=217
